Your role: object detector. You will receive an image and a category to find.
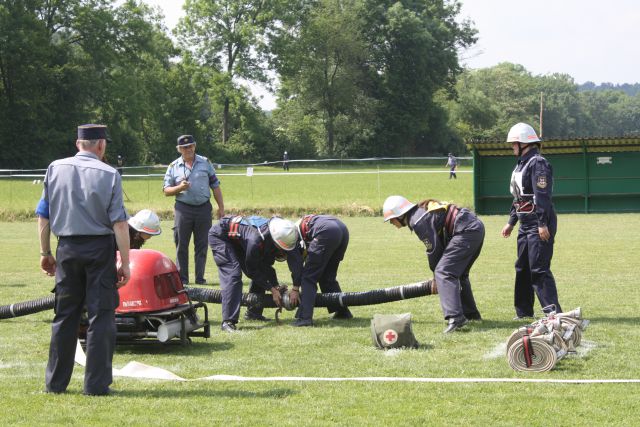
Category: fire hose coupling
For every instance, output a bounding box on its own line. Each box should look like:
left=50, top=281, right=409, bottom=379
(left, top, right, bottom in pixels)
left=506, top=307, right=589, bottom=372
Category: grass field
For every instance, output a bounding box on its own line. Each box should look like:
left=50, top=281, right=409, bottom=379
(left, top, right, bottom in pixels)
left=1, top=169, right=639, bottom=426
left=0, top=165, right=472, bottom=220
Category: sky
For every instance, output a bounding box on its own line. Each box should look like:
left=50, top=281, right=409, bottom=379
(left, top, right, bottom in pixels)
left=143, top=0, right=640, bottom=110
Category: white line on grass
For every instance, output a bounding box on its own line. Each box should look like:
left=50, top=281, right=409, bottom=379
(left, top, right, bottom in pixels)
left=76, top=341, right=633, bottom=384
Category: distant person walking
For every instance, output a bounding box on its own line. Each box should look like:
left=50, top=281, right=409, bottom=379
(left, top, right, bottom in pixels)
left=36, top=124, right=130, bottom=396
left=283, top=151, right=290, bottom=171
left=446, top=153, right=457, bottom=179
left=116, top=154, right=124, bottom=175
left=501, top=123, right=562, bottom=319
left=163, top=135, right=225, bottom=285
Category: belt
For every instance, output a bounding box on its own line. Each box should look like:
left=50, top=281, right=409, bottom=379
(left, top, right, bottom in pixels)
left=444, top=205, right=459, bottom=235
left=59, top=234, right=112, bottom=239
left=299, top=214, right=315, bottom=241
left=514, top=200, right=535, bottom=214
left=176, top=200, right=211, bottom=208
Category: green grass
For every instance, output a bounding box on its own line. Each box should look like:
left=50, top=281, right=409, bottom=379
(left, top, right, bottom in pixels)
left=1, top=211, right=640, bottom=425
left=0, top=166, right=472, bottom=220
left=1, top=167, right=639, bottom=425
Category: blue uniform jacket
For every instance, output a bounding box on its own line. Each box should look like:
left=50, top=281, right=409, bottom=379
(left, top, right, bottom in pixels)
left=508, top=148, right=554, bottom=228
left=212, top=218, right=302, bottom=290
left=406, top=206, right=447, bottom=272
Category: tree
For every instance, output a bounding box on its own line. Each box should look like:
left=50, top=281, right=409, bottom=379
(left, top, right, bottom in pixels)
left=360, top=0, right=476, bottom=155
left=177, top=0, right=280, bottom=144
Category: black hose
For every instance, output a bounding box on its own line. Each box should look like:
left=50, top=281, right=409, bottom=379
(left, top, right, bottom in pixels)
left=0, top=294, right=54, bottom=319
left=1, top=280, right=436, bottom=320
left=186, top=280, right=436, bottom=310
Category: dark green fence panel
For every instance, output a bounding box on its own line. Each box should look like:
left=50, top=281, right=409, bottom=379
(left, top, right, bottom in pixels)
left=467, top=137, right=640, bottom=214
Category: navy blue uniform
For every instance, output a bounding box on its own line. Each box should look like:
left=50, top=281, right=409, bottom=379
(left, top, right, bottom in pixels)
left=508, top=147, right=561, bottom=316
left=208, top=216, right=302, bottom=324
left=407, top=202, right=484, bottom=321
left=296, top=215, right=352, bottom=321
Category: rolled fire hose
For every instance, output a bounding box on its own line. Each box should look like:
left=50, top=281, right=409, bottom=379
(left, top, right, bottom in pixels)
left=506, top=307, right=588, bottom=372
left=507, top=336, right=558, bottom=372
left=0, top=280, right=436, bottom=320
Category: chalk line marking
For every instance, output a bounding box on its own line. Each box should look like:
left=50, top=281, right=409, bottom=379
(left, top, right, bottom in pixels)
left=73, top=341, right=639, bottom=384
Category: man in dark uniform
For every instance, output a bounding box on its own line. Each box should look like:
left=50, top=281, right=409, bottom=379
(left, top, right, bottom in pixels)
left=36, top=124, right=130, bottom=396
left=288, top=215, right=353, bottom=327
left=383, top=195, right=484, bottom=333
left=501, top=123, right=562, bottom=319
left=163, top=135, right=225, bottom=285
left=208, top=216, right=302, bottom=332
left=283, top=151, right=290, bottom=171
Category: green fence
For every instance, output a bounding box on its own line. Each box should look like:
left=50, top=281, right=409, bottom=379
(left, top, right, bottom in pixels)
left=467, top=137, right=640, bottom=214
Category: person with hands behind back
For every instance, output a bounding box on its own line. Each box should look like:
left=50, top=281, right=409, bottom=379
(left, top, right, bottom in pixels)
left=35, top=123, right=130, bottom=396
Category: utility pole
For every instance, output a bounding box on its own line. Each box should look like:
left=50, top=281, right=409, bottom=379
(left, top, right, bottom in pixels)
left=539, top=92, right=544, bottom=138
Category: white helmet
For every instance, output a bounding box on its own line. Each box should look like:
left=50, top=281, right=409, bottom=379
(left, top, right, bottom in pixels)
left=128, top=209, right=162, bottom=235
left=382, top=195, right=416, bottom=222
left=268, top=217, right=299, bottom=251
left=507, top=123, right=540, bottom=144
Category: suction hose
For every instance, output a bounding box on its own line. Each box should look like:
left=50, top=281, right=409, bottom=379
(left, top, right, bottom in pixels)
left=185, top=280, right=437, bottom=311
left=0, top=280, right=436, bottom=320
left=0, top=294, right=54, bottom=319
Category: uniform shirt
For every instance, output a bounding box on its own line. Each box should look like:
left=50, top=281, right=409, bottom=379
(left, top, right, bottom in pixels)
left=40, top=151, right=128, bottom=236
left=508, top=147, right=554, bottom=227
left=447, top=156, right=457, bottom=167
left=163, top=154, right=220, bottom=206
left=213, top=218, right=303, bottom=289
left=406, top=205, right=448, bottom=272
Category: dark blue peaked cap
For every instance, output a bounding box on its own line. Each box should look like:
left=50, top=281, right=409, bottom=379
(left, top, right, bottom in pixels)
left=78, top=124, right=109, bottom=142
left=177, top=135, right=195, bottom=146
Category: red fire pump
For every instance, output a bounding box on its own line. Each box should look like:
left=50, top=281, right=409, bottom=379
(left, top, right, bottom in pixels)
left=81, top=249, right=210, bottom=344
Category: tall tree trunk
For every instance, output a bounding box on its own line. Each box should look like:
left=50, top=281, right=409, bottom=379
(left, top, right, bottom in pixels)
left=326, top=111, right=335, bottom=156
left=222, top=97, right=230, bottom=143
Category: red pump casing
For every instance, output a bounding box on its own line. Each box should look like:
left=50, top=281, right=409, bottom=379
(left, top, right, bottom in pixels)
left=116, top=249, right=188, bottom=313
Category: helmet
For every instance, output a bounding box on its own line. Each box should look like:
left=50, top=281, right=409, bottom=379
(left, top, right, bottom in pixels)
left=128, top=209, right=162, bottom=235
left=382, top=195, right=416, bottom=222
left=507, top=123, right=540, bottom=144
left=268, top=217, right=299, bottom=251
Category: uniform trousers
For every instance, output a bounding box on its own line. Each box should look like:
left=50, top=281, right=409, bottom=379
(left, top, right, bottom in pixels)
left=514, top=213, right=561, bottom=316
left=433, top=215, right=484, bottom=320
left=297, top=219, right=350, bottom=321
left=46, top=235, right=118, bottom=395
left=174, top=200, right=212, bottom=284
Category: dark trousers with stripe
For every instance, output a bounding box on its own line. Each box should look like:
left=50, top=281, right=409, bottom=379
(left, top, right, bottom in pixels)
left=514, top=213, right=561, bottom=317
left=174, top=201, right=212, bottom=284
left=297, top=218, right=351, bottom=321
left=46, top=235, right=118, bottom=395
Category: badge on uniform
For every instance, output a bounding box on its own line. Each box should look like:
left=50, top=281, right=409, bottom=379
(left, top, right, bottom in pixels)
left=370, top=313, right=419, bottom=349
left=536, top=175, right=547, bottom=189
left=422, top=238, right=432, bottom=251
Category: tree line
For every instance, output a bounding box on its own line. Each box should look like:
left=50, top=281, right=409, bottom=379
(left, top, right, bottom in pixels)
left=1, top=0, right=639, bottom=169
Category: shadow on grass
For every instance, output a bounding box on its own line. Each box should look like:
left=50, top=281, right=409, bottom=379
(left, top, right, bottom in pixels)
left=54, top=387, right=298, bottom=399
left=117, top=340, right=232, bottom=356
left=4, top=283, right=28, bottom=288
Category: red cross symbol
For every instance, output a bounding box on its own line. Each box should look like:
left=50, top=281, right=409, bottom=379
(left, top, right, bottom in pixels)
left=383, top=329, right=398, bottom=345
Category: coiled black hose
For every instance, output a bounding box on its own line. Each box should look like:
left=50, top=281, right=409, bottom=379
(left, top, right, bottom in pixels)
left=1, top=280, right=435, bottom=320
left=0, top=294, right=55, bottom=319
